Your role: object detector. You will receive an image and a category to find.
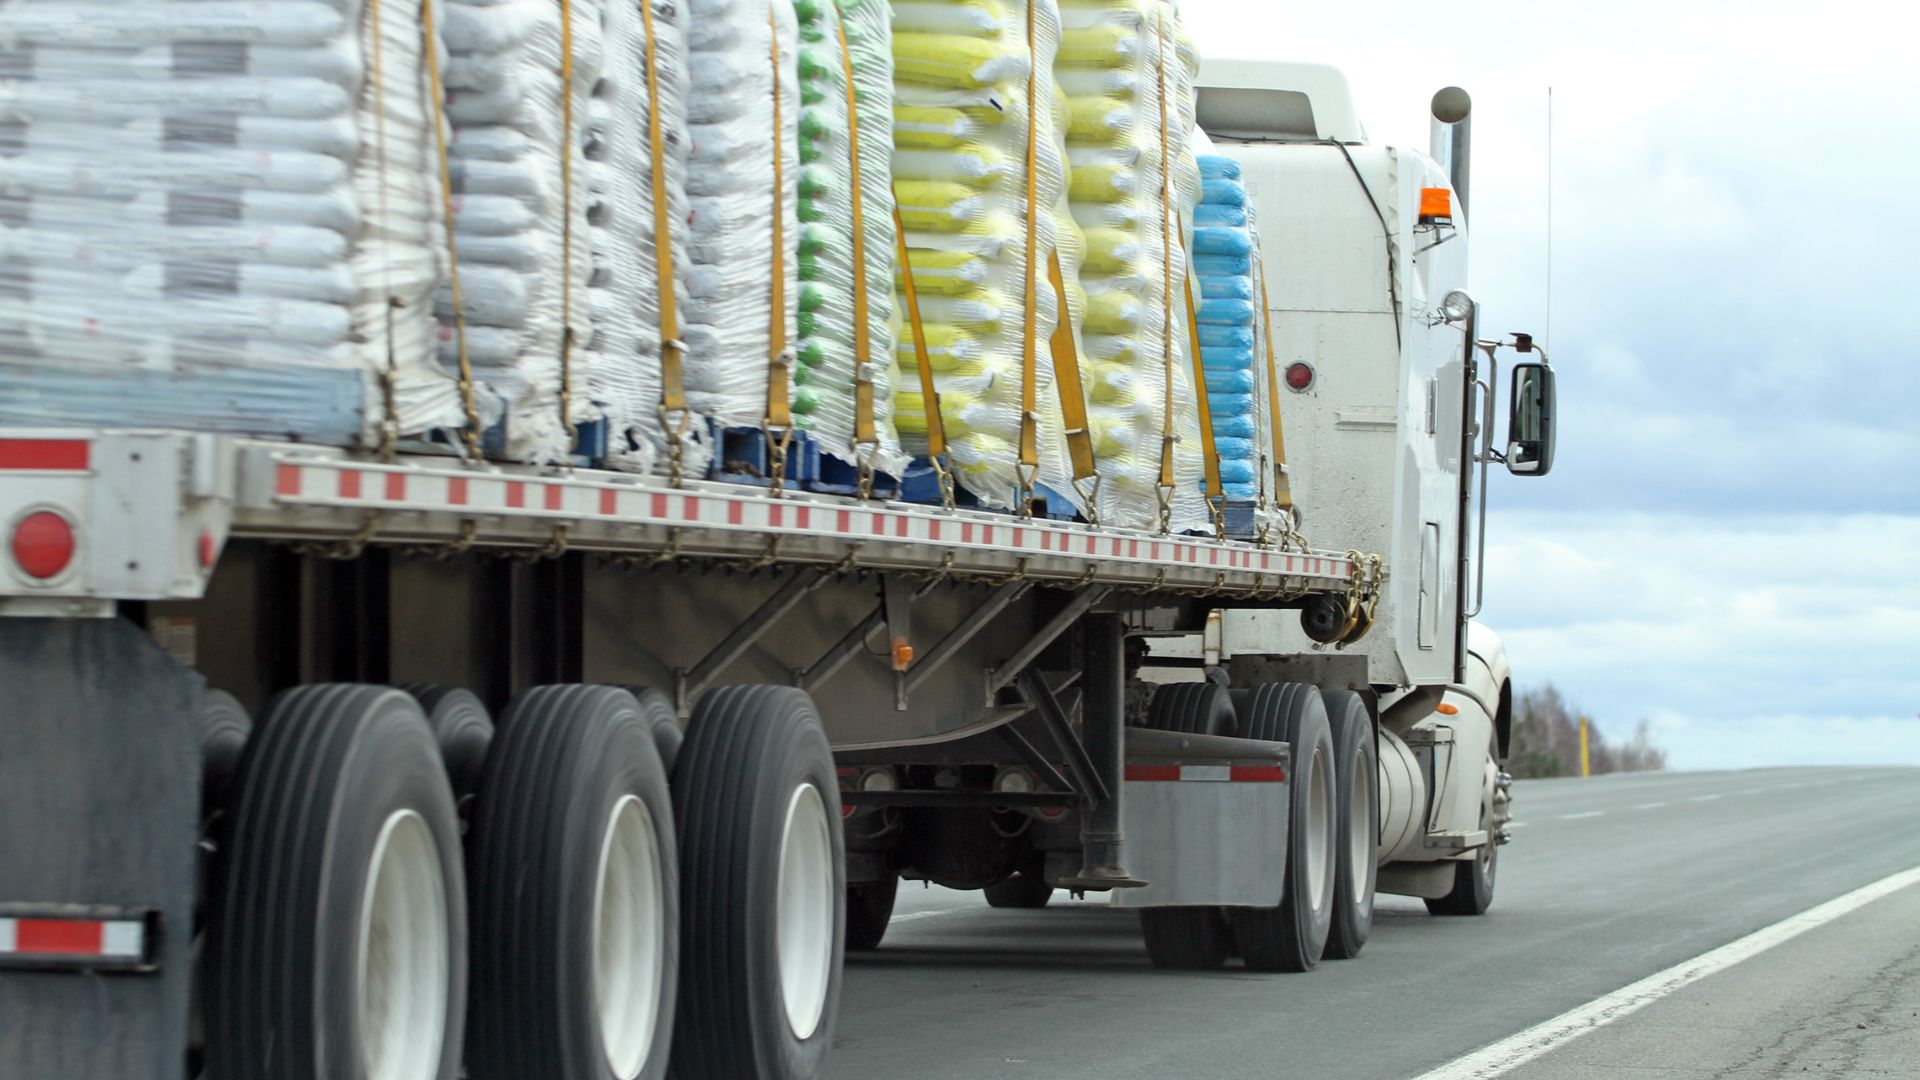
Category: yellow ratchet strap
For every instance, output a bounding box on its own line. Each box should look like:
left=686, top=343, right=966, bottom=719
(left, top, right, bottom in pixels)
left=558, top=0, right=577, bottom=441
left=836, top=15, right=878, bottom=476
left=765, top=6, right=792, bottom=437
left=1015, top=0, right=1041, bottom=511
left=641, top=0, right=687, bottom=421
left=1047, top=250, right=1098, bottom=490
left=1181, top=219, right=1225, bottom=535
left=894, top=207, right=947, bottom=460
left=420, top=0, right=481, bottom=460
left=1257, top=265, right=1294, bottom=510
left=1153, top=15, right=1176, bottom=525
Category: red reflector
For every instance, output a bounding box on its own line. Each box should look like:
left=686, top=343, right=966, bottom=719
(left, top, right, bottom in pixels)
left=198, top=531, right=218, bottom=569
left=11, top=510, right=76, bottom=579
left=1230, top=765, right=1287, bottom=783
left=1285, top=362, right=1315, bottom=392
left=16, top=918, right=103, bottom=956
left=0, top=438, right=89, bottom=471
left=1124, top=764, right=1182, bottom=782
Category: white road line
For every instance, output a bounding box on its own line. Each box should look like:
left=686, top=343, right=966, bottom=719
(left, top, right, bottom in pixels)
left=889, top=910, right=963, bottom=926
left=1632, top=802, right=1670, bottom=810
left=1690, top=794, right=1722, bottom=802
left=1733, top=788, right=1767, bottom=796
left=1407, top=863, right=1920, bottom=1080
left=1556, top=811, right=1603, bottom=820
left=1506, top=821, right=1528, bottom=829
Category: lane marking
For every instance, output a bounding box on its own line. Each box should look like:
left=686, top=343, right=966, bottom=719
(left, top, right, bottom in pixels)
left=1632, top=802, right=1670, bottom=810
left=1505, top=821, right=1528, bottom=829
left=1408, top=863, right=1920, bottom=1080
left=1690, top=794, right=1722, bottom=802
left=890, top=910, right=964, bottom=926
left=1556, top=811, right=1603, bottom=820
left=1733, top=788, right=1767, bottom=796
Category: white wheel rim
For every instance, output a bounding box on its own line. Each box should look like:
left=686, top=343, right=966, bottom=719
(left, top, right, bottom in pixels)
left=1346, top=750, right=1372, bottom=898
left=776, top=782, right=835, bottom=1041
left=1305, top=743, right=1333, bottom=911
left=356, top=810, right=450, bottom=1080
left=593, top=795, right=667, bottom=1079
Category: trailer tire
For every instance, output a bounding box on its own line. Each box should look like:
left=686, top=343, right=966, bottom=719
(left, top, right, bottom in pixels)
left=671, top=685, right=844, bottom=1080
left=846, top=876, right=899, bottom=951
left=205, top=684, right=467, bottom=1080
left=1230, top=683, right=1336, bottom=972
left=397, top=684, right=494, bottom=798
left=984, top=873, right=1055, bottom=909
left=199, top=688, right=251, bottom=815
left=1139, top=907, right=1234, bottom=969
left=1321, top=690, right=1377, bottom=959
left=1427, top=745, right=1499, bottom=917
left=1146, top=681, right=1237, bottom=736
left=465, top=685, right=679, bottom=1080
left=614, top=684, right=685, bottom=774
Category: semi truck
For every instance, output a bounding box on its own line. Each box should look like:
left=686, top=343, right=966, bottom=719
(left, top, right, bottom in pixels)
left=0, top=40, right=1558, bottom=1080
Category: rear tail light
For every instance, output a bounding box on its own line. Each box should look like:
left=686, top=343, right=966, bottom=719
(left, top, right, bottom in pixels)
left=11, top=510, right=76, bottom=580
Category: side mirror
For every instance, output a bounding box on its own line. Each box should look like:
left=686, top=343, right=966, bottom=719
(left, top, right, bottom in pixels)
left=1506, top=362, right=1556, bottom=476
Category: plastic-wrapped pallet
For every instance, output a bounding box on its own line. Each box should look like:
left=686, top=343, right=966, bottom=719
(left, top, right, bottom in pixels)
left=439, top=0, right=603, bottom=463
left=679, top=0, right=800, bottom=449
left=1054, top=0, right=1206, bottom=532
left=791, top=0, right=907, bottom=476
left=1192, top=153, right=1264, bottom=505
left=585, top=0, right=693, bottom=473
left=0, top=0, right=465, bottom=445
left=889, top=0, right=1082, bottom=514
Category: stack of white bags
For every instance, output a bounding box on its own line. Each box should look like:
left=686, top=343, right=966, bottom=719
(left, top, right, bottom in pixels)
left=0, top=0, right=465, bottom=442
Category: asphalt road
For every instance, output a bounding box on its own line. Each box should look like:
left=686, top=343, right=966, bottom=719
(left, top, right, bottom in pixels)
left=827, top=766, right=1920, bottom=1079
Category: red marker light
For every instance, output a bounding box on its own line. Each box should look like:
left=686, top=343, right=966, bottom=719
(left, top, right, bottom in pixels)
left=12, top=510, right=76, bottom=580
left=1285, top=362, right=1315, bottom=392
left=198, top=531, right=218, bottom=569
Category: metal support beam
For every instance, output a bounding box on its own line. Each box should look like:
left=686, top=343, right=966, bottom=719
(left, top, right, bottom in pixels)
left=678, top=569, right=822, bottom=713
left=900, top=579, right=1030, bottom=699
left=1016, top=668, right=1109, bottom=807
left=1060, top=614, right=1145, bottom=889
left=993, top=723, right=1076, bottom=797
left=840, top=789, right=1073, bottom=809
left=984, top=586, right=1109, bottom=702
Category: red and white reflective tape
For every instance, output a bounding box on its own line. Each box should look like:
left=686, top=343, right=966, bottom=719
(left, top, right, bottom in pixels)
left=0, top=915, right=148, bottom=967
left=1125, top=763, right=1287, bottom=783
left=266, top=456, right=1354, bottom=584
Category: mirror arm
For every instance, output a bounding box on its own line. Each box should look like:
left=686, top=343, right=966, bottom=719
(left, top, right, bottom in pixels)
left=1467, top=358, right=1496, bottom=618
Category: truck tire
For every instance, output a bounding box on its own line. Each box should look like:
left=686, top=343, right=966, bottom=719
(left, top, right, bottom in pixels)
left=846, top=876, right=899, bottom=951
left=1427, top=745, right=1498, bottom=916
left=614, top=684, right=685, bottom=774
left=465, top=685, right=679, bottom=1080
left=205, top=684, right=467, bottom=1080
left=1230, top=683, right=1336, bottom=972
left=671, top=685, right=844, bottom=1080
left=1322, top=690, right=1378, bottom=959
left=396, top=683, right=494, bottom=798
left=199, top=688, right=251, bottom=815
left=984, top=873, right=1054, bottom=909
left=1145, top=681, right=1237, bottom=736
left=1139, top=907, right=1234, bottom=969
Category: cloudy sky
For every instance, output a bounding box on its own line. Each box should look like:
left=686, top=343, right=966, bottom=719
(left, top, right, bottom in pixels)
left=1190, top=1, right=1920, bottom=768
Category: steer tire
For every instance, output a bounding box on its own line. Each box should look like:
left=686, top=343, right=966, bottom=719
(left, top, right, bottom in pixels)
left=671, top=685, right=845, bottom=1080
left=1139, top=907, right=1234, bottom=970
left=846, top=876, right=899, bottom=951
left=465, top=685, right=679, bottom=1080
left=1230, top=683, right=1336, bottom=972
left=984, top=873, right=1055, bottom=909
left=205, top=684, right=467, bottom=1080
left=1145, top=681, right=1237, bottom=736
left=397, top=683, right=494, bottom=798
left=1427, top=742, right=1499, bottom=917
left=1322, top=690, right=1378, bottom=959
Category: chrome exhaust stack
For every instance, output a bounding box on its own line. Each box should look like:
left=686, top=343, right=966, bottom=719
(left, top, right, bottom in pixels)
left=1429, top=86, right=1472, bottom=220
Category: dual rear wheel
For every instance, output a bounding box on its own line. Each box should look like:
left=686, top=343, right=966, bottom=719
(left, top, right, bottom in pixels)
left=202, top=681, right=842, bottom=1080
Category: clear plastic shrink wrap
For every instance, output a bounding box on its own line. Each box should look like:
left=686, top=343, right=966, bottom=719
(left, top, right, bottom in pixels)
left=0, top=0, right=465, bottom=443
left=1055, top=0, right=1206, bottom=531
left=1193, top=153, right=1266, bottom=504
left=889, top=0, right=1082, bottom=513
left=439, top=0, right=604, bottom=463
left=791, top=0, right=907, bottom=475
left=584, top=0, right=693, bottom=473
left=678, top=0, right=800, bottom=451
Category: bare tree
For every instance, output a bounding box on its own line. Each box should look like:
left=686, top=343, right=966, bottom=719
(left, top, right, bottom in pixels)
left=1507, top=685, right=1667, bottom=779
